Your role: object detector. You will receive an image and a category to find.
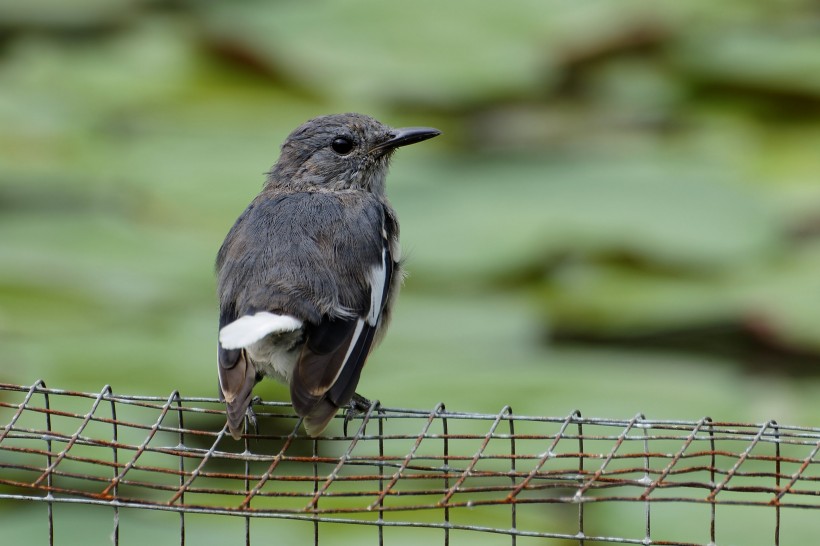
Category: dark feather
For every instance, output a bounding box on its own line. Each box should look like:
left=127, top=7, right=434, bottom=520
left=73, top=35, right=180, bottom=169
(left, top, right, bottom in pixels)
left=303, top=399, right=341, bottom=438
left=308, top=316, right=360, bottom=355
left=289, top=318, right=359, bottom=416
left=327, top=322, right=377, bottom=406
left=328, top=239, right=394, bottom=407
left=219, top=349, right=257, bottom=439
left=293, top=234, right=395, bottom=417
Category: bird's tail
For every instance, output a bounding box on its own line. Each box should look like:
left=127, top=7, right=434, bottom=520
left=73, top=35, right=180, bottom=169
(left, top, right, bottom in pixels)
left=218, top=349, right=257, bottom=440
left=225, top=392, right=254, bottom=440
left=303, top=399, right=339, bottom=437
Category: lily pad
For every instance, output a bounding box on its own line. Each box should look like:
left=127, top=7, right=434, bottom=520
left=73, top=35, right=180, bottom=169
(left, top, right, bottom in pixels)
left=673, top=26, right=820, bottom=98
left=390, top=154, right=781, bottom=282
left=198, top=0, right=681, bottom=108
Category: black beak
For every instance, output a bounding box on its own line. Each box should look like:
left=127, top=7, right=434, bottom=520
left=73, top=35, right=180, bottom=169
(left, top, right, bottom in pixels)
left=371, top=127, right=441, bottom=154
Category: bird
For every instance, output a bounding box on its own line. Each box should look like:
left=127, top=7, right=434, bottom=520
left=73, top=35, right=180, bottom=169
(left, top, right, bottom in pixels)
left=215, top=113, right=440, bottom=439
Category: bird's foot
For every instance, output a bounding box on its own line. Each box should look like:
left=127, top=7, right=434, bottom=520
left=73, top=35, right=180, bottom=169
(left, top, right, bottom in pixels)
left=343, top=393, right=383, bottom=436
left=350, top=392, right=375, bottom=412
left=244, top=397, right=262, bottom=437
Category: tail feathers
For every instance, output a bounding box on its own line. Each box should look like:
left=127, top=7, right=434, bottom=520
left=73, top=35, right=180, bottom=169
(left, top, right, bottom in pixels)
left=303, top=399, right=340, bottom=438
left=218, top=350, right=257, bottom=440
left=219, top=312, right=302, bottom=350
left=225, top=391, right=254, bottom=440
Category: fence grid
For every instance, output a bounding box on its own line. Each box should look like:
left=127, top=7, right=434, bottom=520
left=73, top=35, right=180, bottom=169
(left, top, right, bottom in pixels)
left=1, top=381, right=818, bottom=545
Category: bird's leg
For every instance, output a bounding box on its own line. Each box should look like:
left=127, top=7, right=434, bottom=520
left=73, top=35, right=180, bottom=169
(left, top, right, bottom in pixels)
left=343, top=393, right=383, bottom=436
left=245, top=396, right=262, bottom=437
left=350, top=392, right=373, bottom=412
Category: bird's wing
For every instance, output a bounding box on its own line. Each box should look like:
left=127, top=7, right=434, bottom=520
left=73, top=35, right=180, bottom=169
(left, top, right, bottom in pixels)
left=290, top=213, right=396, bottom=435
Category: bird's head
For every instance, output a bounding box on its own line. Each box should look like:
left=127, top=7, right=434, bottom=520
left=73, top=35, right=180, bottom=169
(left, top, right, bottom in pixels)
left=266, top=113, right=440, bottom=194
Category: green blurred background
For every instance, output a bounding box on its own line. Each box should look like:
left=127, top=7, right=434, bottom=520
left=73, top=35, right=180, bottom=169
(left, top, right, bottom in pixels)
left=1, top=0, right=819, bottom=543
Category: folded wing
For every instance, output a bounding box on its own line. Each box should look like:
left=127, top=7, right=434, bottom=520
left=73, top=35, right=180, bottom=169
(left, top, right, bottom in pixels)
left=291, top=241, right=394, bottom=436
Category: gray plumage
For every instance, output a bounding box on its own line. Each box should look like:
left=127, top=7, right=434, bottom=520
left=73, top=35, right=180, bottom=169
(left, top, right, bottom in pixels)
left=216, top=113, right=440, bottom=438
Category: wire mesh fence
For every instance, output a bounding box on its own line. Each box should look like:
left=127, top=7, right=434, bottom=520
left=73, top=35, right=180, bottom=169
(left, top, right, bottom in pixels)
left=0, top=380, right=818, bottom=545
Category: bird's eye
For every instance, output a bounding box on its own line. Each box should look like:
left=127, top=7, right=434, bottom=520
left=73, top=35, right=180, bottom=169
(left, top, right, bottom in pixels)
left=331, top=137, right=354, bottom=155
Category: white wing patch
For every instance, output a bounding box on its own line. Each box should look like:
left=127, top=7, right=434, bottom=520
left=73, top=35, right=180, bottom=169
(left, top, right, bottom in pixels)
left=366, top=247, right=387, bottom=326
left=219, top=312, right=302, bottom=349
left=341, top=319, right=366, bottom=365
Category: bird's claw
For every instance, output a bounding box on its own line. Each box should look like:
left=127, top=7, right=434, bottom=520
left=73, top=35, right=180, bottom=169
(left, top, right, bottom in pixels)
left=245, top=398, right=262, bottom=437
left=343, top=393, right=384, bottom=436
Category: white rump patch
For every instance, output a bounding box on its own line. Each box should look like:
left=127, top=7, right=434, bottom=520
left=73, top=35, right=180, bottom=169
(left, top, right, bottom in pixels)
left=219, top=312, right=302, bottom=350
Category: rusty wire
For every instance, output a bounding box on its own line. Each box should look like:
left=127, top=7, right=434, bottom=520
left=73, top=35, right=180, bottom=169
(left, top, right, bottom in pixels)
left=0, top=381, right=818, bottom=545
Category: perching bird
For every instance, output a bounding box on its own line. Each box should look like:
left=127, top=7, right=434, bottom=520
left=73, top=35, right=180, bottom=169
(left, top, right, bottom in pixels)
left=216, top=113, right=440, bottom=439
